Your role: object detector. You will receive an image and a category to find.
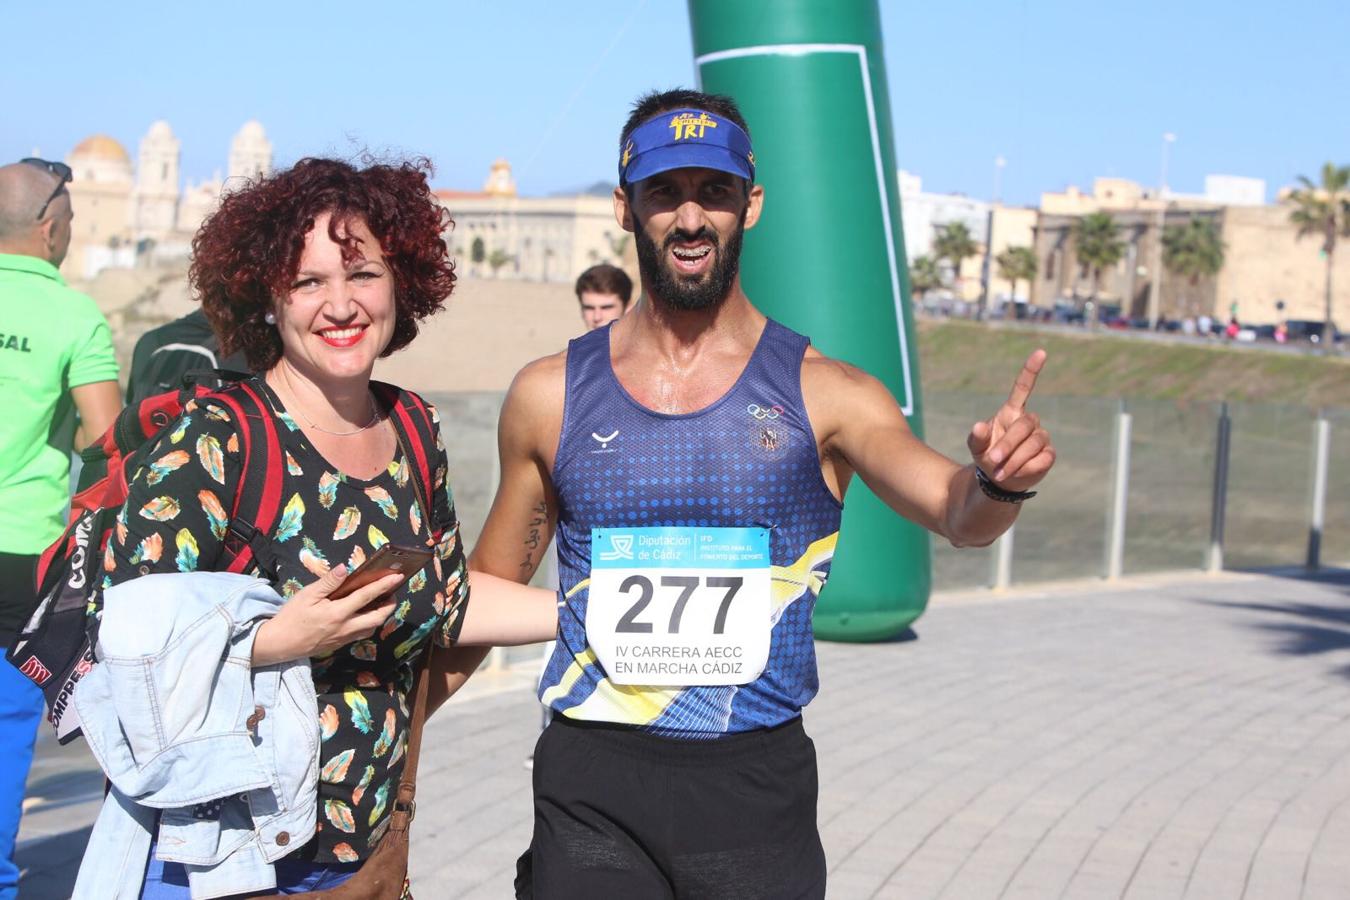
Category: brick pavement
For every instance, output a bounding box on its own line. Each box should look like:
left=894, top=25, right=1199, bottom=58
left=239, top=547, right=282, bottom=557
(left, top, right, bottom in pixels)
left=18, top=568, right=1350, bottom=898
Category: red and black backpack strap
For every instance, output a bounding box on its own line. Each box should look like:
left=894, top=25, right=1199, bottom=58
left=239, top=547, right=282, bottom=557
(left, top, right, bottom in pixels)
left=372, top=381, right=445, bottom=542
left=204, top=379, right=286, bottom=580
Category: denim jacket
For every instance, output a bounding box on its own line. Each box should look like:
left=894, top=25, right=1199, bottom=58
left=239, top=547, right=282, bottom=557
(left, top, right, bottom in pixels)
left=73, top=572, right=319, bottom=899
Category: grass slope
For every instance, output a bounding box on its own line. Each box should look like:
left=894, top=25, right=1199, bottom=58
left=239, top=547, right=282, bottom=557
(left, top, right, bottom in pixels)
left=916, top=320, right=1350, bottom=409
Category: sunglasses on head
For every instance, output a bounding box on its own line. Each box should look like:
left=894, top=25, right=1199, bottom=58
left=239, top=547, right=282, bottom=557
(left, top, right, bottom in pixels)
left=20, top=158, right=73, bottom=221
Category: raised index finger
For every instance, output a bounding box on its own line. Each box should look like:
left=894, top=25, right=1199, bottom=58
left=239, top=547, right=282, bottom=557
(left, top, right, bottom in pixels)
left=1006, top=349, right=1047, bottom=411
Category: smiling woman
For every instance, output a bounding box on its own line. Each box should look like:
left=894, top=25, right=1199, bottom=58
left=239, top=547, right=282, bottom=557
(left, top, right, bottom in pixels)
left=74, top=157, right=560, bottom=899
left=191, top=157, right=454, bottom=373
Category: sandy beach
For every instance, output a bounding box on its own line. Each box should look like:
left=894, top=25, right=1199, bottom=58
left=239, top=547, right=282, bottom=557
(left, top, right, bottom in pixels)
left=373, top=277, right=592, bottom=394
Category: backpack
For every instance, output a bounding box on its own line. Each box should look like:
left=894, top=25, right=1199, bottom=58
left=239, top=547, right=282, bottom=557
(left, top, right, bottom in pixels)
left=7, top=376, right=283, bottom=743
left=5, top=376, right=443, bottom=744
left=125, top=309, right=250, bottom=405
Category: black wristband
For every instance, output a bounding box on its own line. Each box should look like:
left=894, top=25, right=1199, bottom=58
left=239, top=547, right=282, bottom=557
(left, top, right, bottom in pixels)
left=974, top=466, right=1037, bottom=503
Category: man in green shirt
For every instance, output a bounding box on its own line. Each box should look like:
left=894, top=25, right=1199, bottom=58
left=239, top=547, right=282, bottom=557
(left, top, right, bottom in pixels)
left=0, top=159, right=120, bottom=899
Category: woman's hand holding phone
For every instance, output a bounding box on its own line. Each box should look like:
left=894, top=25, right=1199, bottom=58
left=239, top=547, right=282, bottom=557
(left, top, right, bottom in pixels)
left=252, top=564, right=406, bottom=667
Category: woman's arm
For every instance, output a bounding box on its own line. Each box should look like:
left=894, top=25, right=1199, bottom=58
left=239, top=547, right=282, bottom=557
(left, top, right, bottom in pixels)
left=453, top=570, right=558, bottom=646
left=422, top=573, right=558, bottom=715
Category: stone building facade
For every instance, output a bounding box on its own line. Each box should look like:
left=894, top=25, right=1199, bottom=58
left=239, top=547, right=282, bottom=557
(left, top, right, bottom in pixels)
left=1028, top=175, right=1346, bottom=327
left=436, top=160, right=632, bottom=283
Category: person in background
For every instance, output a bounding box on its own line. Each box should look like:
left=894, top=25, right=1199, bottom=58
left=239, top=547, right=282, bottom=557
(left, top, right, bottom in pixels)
left=574, top=263, right=632, bottom=331
left=0, top=158, right=121, bottom=900
left=125, top=307, right=251, bottom=404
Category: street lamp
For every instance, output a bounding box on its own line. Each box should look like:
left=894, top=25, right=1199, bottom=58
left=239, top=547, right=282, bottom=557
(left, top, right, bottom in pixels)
left=980, top=155, right=1006, bottom=318
left=1146, top=132, right=1176, bottom=330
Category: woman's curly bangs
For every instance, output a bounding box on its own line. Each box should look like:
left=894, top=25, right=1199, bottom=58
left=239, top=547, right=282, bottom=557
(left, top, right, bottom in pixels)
left=189, top=156, right=456, bottom=370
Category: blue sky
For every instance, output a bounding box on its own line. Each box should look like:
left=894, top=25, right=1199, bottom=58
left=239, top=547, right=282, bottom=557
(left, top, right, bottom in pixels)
left=5, top=0, right=1346, bottom=207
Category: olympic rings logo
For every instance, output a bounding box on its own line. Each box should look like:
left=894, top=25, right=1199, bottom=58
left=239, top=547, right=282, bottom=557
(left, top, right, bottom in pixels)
left=747, top=403, right=784, bottom=420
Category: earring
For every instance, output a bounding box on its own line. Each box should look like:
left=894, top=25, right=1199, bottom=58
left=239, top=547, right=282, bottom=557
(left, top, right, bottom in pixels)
left=264, top=311, right=277, bottom=325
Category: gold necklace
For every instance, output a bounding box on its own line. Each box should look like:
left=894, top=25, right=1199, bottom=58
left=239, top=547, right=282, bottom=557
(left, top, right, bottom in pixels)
left=278, top=367, right=382, bottom=437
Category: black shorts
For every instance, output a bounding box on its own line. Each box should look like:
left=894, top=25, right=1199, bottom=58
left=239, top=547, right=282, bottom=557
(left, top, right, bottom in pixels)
left=516, top=715, right=826, bottom=900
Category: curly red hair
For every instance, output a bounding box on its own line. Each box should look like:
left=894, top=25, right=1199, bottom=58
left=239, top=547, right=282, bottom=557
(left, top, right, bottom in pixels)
left=190, top=157, right=455, bottom=370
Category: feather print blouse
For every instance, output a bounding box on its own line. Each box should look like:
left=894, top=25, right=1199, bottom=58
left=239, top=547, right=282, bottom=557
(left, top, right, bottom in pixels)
left=105, top=380, right=470, bottom=863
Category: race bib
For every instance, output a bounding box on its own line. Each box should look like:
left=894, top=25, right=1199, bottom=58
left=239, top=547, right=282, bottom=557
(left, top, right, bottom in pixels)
left=587, top=526, right=771, bottom=686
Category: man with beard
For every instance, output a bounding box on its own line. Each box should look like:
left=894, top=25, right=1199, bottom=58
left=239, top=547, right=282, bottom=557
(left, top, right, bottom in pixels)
left=472, top=89, right=1056, bottom=899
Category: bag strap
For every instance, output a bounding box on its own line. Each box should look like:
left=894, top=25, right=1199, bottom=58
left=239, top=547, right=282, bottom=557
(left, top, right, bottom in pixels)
left=373, top=382, right=441, bottom=538
left=394, top=627, right=434, bottom=825
left=207, top=380, right=285, bottom=579
left=375, top=383, right=441, bottom=823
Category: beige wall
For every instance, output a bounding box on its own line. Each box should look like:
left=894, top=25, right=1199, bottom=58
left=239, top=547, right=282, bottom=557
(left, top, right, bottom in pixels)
left=1217, top=204, right=1350, bottom=326
left=988, top=205, right=1038, bottom=300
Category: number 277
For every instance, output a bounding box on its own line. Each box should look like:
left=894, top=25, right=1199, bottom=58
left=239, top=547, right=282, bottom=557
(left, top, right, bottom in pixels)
left=614, top=575, right=743, bottom=634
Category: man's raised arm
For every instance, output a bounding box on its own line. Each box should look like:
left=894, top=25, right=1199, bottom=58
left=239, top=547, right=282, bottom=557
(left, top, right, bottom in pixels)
left=810, top=349, right=1055, bottom=548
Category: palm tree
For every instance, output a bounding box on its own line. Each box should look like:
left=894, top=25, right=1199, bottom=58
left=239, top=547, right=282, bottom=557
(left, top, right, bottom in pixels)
left=1162, top=218, right=1226, bottom=319
left=932, top=222, right=979, bottom=297
left=908, top=255, right=941, bottom=301
left=1288, top=162, right=1350, bottom=348
left=995, top=245, right=1038, bottom=306
left=1074, top=212, right=1125, bottom=321
left=487, top=248, right=514, bottom=278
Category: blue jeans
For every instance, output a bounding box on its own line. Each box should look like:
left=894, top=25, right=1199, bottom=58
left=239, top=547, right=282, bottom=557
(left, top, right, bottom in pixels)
left=141, top=848, right=360, bottom=897
left=0, top=647, right=44, bottom=900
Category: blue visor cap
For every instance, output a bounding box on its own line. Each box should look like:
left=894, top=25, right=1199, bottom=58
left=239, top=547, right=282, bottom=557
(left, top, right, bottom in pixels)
left=619, top=109, right=755, bottom=186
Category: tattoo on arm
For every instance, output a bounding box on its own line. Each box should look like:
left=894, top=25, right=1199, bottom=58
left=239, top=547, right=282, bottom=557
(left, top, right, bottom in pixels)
left=518, top=501, right=548, bottom=578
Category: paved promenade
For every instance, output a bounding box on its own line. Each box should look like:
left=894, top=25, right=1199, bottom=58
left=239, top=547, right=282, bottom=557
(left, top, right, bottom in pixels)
left=18, top=568, right=1350, bottom=898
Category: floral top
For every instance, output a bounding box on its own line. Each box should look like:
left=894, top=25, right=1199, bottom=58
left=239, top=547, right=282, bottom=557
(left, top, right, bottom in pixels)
left=103, top=379, right=469, bottom=863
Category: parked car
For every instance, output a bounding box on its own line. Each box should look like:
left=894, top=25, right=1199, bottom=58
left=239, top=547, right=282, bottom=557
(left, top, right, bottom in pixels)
left=1285, top=320, right=1343, bottom=345
left=1053, top=302, right=1086, bottom=325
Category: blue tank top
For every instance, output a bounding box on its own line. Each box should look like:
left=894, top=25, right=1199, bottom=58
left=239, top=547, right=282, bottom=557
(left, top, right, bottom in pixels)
left=540, top=318, right=843, bottom=738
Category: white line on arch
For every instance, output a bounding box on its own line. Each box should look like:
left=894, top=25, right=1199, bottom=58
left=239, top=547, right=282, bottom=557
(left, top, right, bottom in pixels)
left=696, top=42, right=915, bottom=416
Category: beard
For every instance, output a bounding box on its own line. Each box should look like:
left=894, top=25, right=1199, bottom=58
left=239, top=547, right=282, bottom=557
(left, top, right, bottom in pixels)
left=634, top=208, right=747, bottom=311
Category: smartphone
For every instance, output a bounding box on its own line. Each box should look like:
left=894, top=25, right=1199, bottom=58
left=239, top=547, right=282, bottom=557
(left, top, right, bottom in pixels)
left=329, top=543, right=434, bottom=601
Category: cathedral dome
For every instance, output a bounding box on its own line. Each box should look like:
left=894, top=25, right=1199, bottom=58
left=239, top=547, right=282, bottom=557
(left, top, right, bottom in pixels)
left=67, top=134, right=134, bottom=184
left=70, top=134, right=131, bottom=163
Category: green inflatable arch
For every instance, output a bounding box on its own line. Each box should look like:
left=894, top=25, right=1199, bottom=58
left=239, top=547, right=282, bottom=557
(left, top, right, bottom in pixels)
left=689, top=0, right=930, bottom=641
